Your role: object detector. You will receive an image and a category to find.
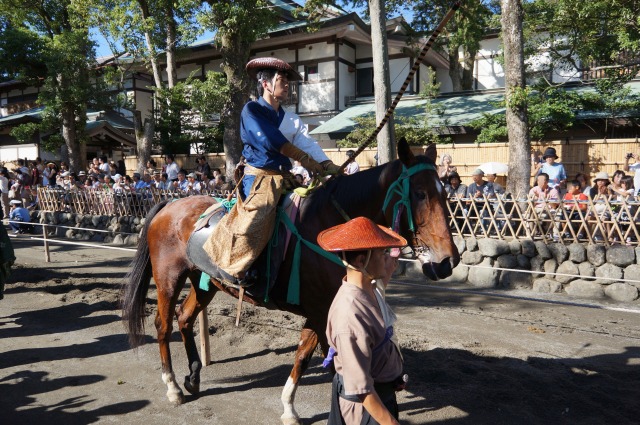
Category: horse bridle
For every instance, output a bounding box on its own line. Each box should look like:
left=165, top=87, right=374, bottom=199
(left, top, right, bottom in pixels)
left=382, top=162, right=438, bottom=258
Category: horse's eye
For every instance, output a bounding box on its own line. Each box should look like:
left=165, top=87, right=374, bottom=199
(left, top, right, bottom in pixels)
left=414, top=190, right=426, bottom=200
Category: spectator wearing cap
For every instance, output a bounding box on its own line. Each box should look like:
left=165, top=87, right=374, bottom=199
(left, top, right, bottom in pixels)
left=319, top=217, right=406, bottom=425
left=9, top=199, right=31, bottom=234
left=77, top=171, right=86, bottom=184
left=186, top=172, right=201, bottom=193
left=345, top=150, right=360, bottom=175
left=466, top=168, right=495, bottom=234
left=466, top=168, right=495, bottom=200
left=533, top=147, right=566, bottom=190
left=590, top=171, right=613, bottom=242
left=133, top=172, right=148, bottom=190
left=112, top=174, right=125, bottom=193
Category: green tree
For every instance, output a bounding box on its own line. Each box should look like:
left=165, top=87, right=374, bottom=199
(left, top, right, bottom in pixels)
left=412, top=0, right=496, bottom=91
left=0, top=1, right=105, bottom=172
left=90, top=0, right=204, bottom=171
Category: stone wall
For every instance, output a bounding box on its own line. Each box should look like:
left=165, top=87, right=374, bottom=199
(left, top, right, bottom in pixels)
left=26, top=211, right=640, bottom=303
left=401, top=237, right=639, bottom=303
left=30, top=211, right=142, bottom=246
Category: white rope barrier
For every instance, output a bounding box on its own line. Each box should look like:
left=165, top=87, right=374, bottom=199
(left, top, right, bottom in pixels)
left=5, top=220, right=139, bottom=235
left=399, top=258, right=640, bottom=284
left=392, top=279, right=640, bottom=315
left=28, top=237, right=136, bottom=252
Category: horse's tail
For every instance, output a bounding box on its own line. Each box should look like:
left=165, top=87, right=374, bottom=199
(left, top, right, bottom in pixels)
left=121, top=199, right=170, bottom=348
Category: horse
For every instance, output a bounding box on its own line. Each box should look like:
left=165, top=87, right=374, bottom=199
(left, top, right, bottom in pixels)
left=121, top=139, right=460, bottom=425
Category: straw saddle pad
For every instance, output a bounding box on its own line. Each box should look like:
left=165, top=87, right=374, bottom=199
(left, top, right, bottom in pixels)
left=203, top=174, right=284, bottom=278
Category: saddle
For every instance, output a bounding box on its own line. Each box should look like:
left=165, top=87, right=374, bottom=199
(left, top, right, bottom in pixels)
left=186, top=193, right=300, bottom=301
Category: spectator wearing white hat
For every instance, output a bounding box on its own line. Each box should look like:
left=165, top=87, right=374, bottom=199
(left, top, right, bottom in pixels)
left=9, top=200, right=31, bottom=234
left=186, top=172, right=201, bottom=193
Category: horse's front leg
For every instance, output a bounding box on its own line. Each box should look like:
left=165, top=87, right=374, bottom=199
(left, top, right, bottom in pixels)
left=281, top=325, right=319, bottom=425
left=175, top=272, right=217, bottom=396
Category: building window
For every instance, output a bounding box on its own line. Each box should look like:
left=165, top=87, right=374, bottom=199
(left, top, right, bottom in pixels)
left=305, top=64, right=319, bottom=82
left=356, top=68, right=374, bottom=96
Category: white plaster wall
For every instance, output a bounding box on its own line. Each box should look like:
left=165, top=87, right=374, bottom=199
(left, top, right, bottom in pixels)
left=356, top=45, right=373, bottom=60
left=339, top=44, right=356, bottom=63
left=417, top=64, right=435, bottom=93
left=338, top=62, right=356, bottom=110
left=317, top=62, right=335, bottom=79
left=475, top=37, right=504, bottom=90
left=389, top=58, right=410, bottom=93
left=0, top=144, right=38, bottom=162
left=177, top=63, right=203, bottom=80
left=135, top=90, right=154, bottom=123
left=475, top=56, right=505, bottom=90
left=254, top=48, right=295, bottom=63
left=298, top=42, right=334, bottom=62
left=299, top=81, right=334, bottom=112
left=203, top=59, right=224, bottom=73
left=436, top=67, right=453, bottom=93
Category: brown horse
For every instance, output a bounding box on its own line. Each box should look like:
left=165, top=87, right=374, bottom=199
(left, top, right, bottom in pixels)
left=121, top=139, right=459, bottom=424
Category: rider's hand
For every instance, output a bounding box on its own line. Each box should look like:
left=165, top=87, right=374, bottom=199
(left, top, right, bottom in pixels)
left=321, top=160, right=342, bottom=175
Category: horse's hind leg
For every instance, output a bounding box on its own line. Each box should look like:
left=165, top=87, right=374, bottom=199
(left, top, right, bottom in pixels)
left=154, top=268, right=188, bottom=405
left=281, top=324, right=320, bottom=425
left=175, top=271, right=217, bottom=396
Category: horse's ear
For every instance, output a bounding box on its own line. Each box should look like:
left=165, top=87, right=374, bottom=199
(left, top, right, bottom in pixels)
left=424, top=143, right=437, bottom=163
left=397, top=137, right=414, bottom=166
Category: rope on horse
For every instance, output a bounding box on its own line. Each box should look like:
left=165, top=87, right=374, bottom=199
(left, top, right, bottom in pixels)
left=338, top=1, right=462, bottom=172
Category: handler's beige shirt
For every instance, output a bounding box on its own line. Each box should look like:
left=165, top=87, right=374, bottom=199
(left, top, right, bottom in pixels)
left=326, top=281, right=403, bottom=423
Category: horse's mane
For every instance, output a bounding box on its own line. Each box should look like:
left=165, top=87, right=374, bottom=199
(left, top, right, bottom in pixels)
left=303, top=154, right=435, bottom=218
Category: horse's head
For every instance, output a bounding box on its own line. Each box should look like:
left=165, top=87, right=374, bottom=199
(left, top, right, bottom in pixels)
left=388, top=138, right=460, bottom=280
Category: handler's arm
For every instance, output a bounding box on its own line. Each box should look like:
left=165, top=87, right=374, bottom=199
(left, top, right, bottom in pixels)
left=360, top=392, right=400, bottom=425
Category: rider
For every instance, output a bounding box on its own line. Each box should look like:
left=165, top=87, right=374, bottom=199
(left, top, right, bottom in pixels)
left=318, top=216, right=407, bottom=425
left=204, top=56, right=340, bottom=284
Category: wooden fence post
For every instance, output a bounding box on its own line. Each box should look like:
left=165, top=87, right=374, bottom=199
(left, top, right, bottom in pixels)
left=198, top=309, right=211, bottom=366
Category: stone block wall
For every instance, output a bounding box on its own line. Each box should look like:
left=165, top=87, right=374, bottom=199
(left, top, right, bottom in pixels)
left=29, top=211, right=142, bottom=246
left=401, top=236, right=640, bottom=303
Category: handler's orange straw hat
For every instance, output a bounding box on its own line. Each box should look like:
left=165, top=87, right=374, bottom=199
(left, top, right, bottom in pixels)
left=246, top=57, right=303, bottom=81
left=317, top=217, right=407, bottom=252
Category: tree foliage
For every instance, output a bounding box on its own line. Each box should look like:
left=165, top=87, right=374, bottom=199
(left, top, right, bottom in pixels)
left=0, top=1, right=107, bottom=170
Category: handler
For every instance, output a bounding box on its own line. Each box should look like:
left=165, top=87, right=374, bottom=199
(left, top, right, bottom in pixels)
left=204, top=57, right=340, bottom=284
left=318, top=217, right=407, bottom=425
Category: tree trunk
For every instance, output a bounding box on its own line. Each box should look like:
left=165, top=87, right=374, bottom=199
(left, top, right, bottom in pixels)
left=461, top=47, right=477, bottom=91
left=369, top=0, right=396, bottom=164
left=165, top=4, right=177, bottom=89
left=134, top=110, right=155, bottom=175
left=61, top=105, right=81, bottom=173
left=448, top=43, right=463, bottom=92
left=220, top=32, right=250, bottom=181
left=501, top=0, right=531, bottom=197
left=137, top=0, right=163, bottom=89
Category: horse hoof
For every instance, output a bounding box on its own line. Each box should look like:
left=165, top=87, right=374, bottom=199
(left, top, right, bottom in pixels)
left=184, top=379, right=200, bottom=395
left=280, top=414, right=302, bottom=425
left=167, top=389, right=185, bottom=405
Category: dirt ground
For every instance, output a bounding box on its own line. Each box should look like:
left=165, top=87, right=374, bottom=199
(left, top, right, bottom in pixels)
left=2, top=235, right=640, bottom=425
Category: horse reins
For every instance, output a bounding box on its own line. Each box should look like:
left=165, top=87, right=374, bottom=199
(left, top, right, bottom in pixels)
left=337, top=1, right=461, bottom=172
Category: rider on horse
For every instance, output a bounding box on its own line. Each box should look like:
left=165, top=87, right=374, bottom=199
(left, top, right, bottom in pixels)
left=204, top=57, right=341, bottom=285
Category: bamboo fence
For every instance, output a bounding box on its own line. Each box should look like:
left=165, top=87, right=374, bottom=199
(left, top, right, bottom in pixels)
left=36, top=187, right=640, bottom=247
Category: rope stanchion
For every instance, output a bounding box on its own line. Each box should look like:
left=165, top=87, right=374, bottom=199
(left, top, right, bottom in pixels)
left=338, top=1, right=461, bottom=172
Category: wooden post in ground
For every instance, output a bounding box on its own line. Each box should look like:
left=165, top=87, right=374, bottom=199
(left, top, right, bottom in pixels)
left=42, top=223, right=50, bottom=263
left=198, top=309, right=211, bottom=366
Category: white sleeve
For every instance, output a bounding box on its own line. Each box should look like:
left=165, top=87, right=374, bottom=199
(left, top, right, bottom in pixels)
left=281, top=112, right=329, bottom=163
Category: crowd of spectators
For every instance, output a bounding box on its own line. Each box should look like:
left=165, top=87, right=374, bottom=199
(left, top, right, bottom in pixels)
left=441, top=147, right=640, bottom=244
